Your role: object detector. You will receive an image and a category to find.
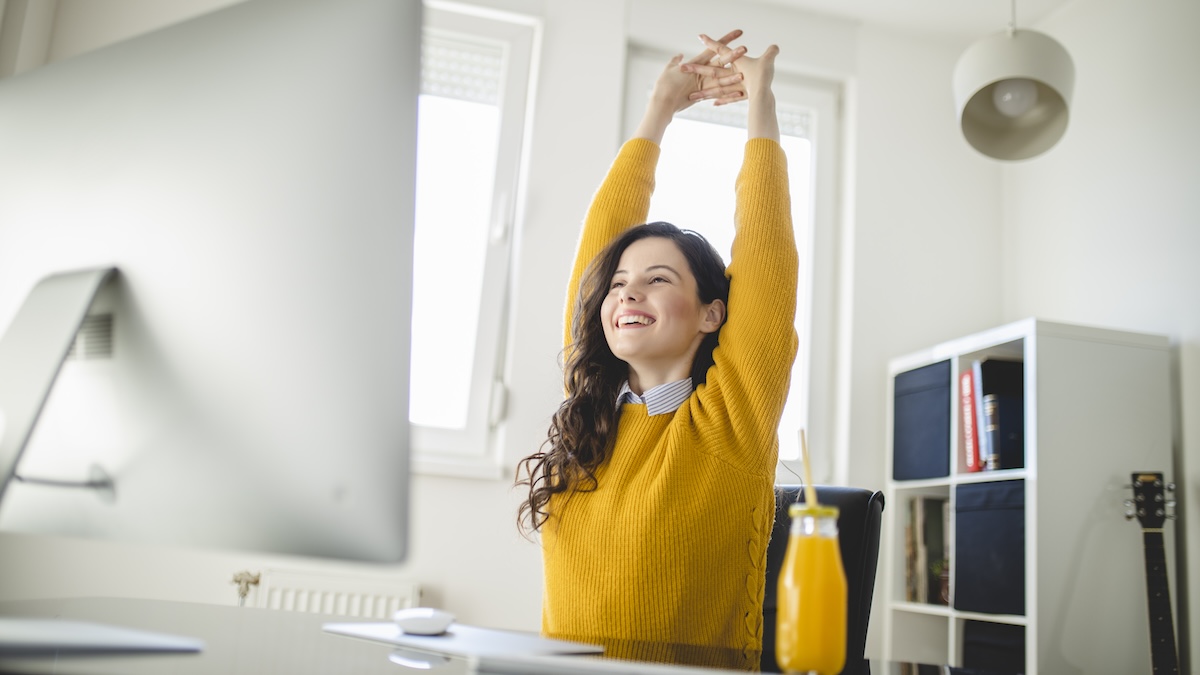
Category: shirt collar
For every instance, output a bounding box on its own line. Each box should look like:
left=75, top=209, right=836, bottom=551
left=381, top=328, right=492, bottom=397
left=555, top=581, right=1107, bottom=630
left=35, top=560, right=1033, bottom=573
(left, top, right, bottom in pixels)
left=615, top=377, right=693, bottom=416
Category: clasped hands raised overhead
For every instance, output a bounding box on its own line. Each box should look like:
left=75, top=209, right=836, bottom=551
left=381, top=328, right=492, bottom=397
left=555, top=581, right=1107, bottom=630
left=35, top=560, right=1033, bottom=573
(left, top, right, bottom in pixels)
left=651, top=29, right=780, bottom=109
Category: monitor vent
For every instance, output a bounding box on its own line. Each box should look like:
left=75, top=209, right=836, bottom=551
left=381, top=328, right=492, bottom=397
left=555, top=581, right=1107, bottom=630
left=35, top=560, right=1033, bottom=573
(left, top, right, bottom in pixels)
left=68, top=313, right=114, bottom=360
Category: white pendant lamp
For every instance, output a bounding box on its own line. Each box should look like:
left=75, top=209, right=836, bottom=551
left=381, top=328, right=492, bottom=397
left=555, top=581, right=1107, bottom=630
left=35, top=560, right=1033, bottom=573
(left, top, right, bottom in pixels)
left=953, top=1, right=1075, bottom=161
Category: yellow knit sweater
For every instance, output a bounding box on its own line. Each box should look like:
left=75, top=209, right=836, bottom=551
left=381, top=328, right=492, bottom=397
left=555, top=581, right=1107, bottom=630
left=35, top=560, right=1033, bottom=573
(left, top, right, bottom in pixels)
left=541, top=138, right=798, bottom=670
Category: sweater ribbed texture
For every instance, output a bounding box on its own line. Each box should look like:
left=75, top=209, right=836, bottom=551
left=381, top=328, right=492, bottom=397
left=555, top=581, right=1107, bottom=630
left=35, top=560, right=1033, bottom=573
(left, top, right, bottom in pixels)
left=543, top=137, right=798, bottom=670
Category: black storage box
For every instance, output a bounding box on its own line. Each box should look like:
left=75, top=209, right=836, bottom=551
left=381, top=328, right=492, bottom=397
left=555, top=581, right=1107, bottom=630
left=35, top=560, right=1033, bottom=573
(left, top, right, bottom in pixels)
left=893, top=360, right=951, bottom=480
left=961, top=620, right=1025, bottom=674
left=954, top=480, right=1025, bottom=616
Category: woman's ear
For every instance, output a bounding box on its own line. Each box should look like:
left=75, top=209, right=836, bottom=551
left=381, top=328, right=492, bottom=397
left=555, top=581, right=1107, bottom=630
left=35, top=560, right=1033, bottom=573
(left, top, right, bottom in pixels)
left=700, top=299, right=726, bottom=334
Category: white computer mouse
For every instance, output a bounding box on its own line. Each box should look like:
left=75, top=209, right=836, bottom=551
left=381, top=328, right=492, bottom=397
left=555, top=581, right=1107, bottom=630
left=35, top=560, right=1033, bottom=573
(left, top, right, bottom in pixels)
left=393, top=607, right=455, bottom=636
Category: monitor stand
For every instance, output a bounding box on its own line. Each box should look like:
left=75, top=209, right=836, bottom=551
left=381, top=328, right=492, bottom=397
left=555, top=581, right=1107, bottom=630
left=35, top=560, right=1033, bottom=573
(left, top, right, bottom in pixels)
left=0, top=267, right=118, bottom=504
left=0, top=268, right=203, bottom=657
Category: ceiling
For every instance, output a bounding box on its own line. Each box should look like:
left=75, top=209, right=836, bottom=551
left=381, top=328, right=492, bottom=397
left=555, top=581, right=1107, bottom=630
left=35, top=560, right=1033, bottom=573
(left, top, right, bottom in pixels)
left=754, top=0, right=1075, bottom=42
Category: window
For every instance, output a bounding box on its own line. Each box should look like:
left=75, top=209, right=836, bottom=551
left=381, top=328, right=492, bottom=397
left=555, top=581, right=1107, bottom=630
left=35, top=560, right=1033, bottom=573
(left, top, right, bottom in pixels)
left=623, top=47, right=842, bottom=470
left=410, top=7, right=535, bottom=476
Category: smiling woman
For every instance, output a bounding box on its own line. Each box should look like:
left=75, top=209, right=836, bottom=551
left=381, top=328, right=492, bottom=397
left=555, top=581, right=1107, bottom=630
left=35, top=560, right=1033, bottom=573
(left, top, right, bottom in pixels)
left=514, top=31, right=800, bottom=669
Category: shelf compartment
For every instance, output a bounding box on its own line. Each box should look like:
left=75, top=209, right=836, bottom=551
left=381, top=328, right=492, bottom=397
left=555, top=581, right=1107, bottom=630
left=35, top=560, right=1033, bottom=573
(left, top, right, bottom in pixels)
left=884, top=486, right=950, bottom=607
left=954, top=343, right=1026, bottom=477
left=887, top=607, right=949, bottom=667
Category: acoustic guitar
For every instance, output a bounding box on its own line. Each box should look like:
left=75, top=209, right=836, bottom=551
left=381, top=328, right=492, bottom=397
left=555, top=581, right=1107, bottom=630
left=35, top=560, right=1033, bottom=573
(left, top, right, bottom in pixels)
left=1126, top=472, right=1180, bottom=675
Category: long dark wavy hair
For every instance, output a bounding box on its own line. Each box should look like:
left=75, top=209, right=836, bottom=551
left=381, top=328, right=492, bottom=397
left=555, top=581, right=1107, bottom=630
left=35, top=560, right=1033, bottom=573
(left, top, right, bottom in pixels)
left=515, top=222, right=730, bottom=536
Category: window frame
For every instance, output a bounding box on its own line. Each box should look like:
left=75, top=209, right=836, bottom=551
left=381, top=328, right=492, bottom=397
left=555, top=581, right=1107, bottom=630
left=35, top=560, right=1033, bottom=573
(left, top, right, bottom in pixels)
left=622, top=46, right=844, bottom=483
left=410, top=5, right=537, bottom=478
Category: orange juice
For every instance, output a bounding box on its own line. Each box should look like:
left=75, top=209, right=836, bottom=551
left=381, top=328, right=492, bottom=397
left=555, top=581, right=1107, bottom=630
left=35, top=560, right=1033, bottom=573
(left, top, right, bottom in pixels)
left=776, top=504, right=846, bottom=675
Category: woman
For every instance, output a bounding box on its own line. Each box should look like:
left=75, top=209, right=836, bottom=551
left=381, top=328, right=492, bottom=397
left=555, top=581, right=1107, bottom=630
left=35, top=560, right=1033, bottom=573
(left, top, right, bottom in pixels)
left=516, top=31, right=798, bottom=669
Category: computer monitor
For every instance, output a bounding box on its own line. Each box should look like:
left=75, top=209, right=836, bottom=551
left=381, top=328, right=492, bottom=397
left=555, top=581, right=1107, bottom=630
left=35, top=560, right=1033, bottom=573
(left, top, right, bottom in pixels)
left=0, top=0, right=418, bottom=564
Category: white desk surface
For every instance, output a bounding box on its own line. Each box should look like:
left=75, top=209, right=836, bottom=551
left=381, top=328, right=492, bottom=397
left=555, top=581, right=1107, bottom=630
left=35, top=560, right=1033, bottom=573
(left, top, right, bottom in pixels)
left=0, top=598, right=772, bottom=675
left=1, top=597, right=407, bottom=674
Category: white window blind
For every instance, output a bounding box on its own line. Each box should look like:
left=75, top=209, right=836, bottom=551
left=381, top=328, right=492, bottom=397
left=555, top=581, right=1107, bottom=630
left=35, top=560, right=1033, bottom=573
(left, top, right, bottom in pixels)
left=421, top=35, right=503, bottom=105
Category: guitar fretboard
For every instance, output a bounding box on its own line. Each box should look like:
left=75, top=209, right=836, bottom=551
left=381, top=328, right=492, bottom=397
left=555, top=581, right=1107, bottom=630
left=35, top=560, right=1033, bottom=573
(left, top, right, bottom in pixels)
left=1142, top=529, right=1179, bottom=675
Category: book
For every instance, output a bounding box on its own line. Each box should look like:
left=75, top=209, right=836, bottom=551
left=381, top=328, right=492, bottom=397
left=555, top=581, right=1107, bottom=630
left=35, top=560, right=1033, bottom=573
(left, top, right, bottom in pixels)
left=922, top=496, right=949, bottom=605
left=906, top=498, right=924, bottom=602
left=959, top=368, right=982, bottom=472
left=971, top=360, right=990, bottom=470
left=975, top=359, right=1025, bottom=470
left=982, top=394, right=1000, bottom=470
left=941, top=498, right=951, bottom=604
left=906, top=496, right=949, bottom=605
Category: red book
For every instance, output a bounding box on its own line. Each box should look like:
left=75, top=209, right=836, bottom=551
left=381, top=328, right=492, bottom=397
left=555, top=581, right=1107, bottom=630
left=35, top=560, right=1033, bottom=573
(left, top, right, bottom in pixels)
left=960, top=369, right=982, bottom=472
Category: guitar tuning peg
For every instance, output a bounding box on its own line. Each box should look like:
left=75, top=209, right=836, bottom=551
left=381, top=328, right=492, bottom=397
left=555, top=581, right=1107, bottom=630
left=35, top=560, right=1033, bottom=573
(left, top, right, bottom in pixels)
left=1166, top=500, right=1177, bottom=509
left=1167, top=482, right=1176, bottom=492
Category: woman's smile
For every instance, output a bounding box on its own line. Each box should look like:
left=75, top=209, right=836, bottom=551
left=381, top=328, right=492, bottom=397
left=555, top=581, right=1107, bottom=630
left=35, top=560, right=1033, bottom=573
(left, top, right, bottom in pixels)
left=615, top=311, right=656, bottom=328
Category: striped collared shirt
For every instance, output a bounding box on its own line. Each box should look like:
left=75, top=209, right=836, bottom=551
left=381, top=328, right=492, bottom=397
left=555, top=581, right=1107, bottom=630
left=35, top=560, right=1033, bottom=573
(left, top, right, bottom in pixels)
left=615, top=378, right=693, bottom=416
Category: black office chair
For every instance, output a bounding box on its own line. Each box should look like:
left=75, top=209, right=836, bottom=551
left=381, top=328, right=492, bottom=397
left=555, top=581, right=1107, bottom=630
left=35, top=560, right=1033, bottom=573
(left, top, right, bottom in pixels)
left=761, top=485, right=885, bottom=675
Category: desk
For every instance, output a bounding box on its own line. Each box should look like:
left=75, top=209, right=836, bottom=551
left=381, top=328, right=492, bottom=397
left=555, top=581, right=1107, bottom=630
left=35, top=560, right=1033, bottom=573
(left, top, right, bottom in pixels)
left=0, top=598, right=767, bottom=674
left=0, top=598, right=932, bottom=675
left=0, top=597, right=403, bottom=674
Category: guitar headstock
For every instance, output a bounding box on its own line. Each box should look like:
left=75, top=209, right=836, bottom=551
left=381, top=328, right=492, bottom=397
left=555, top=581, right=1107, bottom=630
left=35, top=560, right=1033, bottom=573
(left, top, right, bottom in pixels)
left=1126, top=472, right=1175, bottom=529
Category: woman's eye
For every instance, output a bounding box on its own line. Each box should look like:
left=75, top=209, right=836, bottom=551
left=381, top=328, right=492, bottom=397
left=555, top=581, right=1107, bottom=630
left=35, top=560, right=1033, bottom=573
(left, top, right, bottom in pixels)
left=650, top=276, right=668, bottom=284
left=609, top=281, right=625, bottom=290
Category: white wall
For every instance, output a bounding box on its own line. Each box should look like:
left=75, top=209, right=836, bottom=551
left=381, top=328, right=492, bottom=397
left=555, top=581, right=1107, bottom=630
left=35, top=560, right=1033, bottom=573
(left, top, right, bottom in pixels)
left=839, top=21, right=1005, bottom=663
left=844, top=23, right=1005, bottom=492
left=1003, top=0, right=1199, bottom=663
left=2, top=0, right=1192, bottom=664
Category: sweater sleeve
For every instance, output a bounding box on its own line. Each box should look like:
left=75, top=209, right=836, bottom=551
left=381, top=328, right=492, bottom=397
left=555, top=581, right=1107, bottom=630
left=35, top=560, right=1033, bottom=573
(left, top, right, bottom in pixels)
left=692, top=138, right=799, bottom=474
left=563, top=139, right=660, bottom=348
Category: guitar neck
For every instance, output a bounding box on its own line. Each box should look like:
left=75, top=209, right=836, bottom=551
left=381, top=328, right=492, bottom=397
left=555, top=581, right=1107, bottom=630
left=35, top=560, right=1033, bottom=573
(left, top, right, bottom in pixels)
left=1142, top=530, right=1179, bottom=675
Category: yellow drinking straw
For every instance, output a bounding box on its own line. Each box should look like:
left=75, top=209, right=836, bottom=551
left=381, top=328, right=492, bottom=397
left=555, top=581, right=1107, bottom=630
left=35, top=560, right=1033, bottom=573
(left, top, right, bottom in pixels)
left=800, top=429, right=818, bottom=507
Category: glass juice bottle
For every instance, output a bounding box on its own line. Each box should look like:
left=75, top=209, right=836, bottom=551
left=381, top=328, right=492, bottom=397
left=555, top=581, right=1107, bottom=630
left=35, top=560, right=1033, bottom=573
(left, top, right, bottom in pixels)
left=776, top=503, right=846, bottom=675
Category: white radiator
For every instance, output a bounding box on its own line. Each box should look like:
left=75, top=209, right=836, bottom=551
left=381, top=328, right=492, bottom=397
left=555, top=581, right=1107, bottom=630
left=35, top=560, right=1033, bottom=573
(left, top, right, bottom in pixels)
left=253, top=568, right=422, bottom=619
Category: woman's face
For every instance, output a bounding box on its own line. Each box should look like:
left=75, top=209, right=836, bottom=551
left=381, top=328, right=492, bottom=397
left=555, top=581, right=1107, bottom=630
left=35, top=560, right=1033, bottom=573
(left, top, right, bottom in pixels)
left=600, top=237, right=723, bottom=384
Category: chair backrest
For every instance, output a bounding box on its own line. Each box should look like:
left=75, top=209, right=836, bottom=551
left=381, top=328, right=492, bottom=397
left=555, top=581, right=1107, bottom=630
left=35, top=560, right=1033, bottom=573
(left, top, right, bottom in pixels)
left=761, top=485, right=885, bottom=675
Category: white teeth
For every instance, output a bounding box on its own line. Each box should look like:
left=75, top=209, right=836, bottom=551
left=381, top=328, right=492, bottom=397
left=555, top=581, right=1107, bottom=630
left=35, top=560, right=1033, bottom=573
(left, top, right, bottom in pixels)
left=618, top=315, right=653, bottom=326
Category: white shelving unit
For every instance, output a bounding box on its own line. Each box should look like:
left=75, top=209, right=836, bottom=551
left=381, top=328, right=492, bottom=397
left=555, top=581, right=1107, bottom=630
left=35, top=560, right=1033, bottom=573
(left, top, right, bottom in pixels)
left=879, top=318, right=1174, bottom=674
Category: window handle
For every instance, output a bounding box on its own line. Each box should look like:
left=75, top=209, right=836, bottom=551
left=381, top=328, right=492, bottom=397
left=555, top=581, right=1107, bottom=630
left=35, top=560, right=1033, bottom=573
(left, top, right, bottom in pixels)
left=489, top=380, right=509, bottom=427
left=489, top=190, right=511, bottom=245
